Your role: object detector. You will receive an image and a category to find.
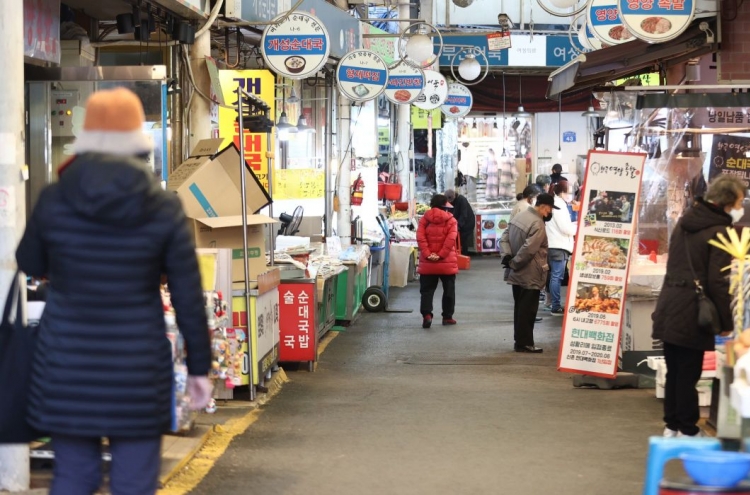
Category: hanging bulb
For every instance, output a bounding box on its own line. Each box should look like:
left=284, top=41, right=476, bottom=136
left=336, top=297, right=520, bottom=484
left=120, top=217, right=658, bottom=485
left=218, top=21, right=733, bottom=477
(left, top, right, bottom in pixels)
left=458, top=54, right=482, bottom=81
left=557, top=147, right=562, bottom=159
left=405, top=28, right=434, bottom=64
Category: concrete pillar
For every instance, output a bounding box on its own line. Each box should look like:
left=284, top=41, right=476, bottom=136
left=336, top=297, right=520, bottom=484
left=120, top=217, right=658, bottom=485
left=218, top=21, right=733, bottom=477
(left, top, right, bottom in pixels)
left=187, top=31, right=212, bottom=152
left=0, top=0, right=30, bottom=490
left=337, top=97, right=352, bottom=247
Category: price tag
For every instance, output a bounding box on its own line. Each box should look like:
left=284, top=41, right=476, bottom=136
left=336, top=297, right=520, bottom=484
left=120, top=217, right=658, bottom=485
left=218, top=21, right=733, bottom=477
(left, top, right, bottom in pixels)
left=487, top=32, right=512, bottom=51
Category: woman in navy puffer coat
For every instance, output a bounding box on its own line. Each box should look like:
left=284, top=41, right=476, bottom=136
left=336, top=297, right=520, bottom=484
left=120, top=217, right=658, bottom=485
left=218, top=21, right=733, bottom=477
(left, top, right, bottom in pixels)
left=417, top=194, right=459, bottom=328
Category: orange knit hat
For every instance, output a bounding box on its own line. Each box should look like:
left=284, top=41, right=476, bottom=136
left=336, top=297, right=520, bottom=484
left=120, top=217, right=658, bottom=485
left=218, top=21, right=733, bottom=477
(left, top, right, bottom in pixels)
left=73, top=87, right=153, bottom=156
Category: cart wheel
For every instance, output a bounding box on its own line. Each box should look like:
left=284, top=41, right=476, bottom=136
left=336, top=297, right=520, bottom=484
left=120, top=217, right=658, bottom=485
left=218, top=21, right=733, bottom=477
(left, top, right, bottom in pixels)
left=362, top=287, right=387, bottom=312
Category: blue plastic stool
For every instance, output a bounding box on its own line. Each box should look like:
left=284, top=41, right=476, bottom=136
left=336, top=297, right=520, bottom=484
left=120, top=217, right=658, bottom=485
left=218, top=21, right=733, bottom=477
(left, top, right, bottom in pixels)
left=643, top=436, right=722, bottom=495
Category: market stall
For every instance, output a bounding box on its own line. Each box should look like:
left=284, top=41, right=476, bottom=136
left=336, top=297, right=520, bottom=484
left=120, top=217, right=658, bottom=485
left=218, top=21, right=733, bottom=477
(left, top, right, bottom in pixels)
left=335, top=245, right=371, bottom=325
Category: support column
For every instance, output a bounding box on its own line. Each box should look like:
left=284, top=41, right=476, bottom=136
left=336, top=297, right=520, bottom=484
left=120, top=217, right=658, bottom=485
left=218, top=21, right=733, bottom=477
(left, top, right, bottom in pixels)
left=170, top=46, right=184, bottom=171
left=324, top=74, right=335, bottom=238
left=187, top=31, right=212, bottom=152
left=337, top=96, right=352, bottom=247
left=0, top=0, right=29, bottom=490
left=397, top=0, right=413, bottom=201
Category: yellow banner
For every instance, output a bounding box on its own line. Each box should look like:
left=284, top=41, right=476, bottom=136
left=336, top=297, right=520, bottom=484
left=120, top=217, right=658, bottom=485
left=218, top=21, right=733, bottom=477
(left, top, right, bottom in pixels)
left=273, top=169, right=325, bottom=199
left=218, top=70, right=276, bottom=192
left=411, top=107, right=443, bottom=129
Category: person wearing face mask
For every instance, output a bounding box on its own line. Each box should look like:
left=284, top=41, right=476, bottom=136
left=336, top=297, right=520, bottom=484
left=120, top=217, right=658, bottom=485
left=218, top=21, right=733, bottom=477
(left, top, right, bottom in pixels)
left=500, top=193, right=559, bottom=353
left=653, top=175, right=746, bottom=438
left=510, top=185, right=541, bottom=220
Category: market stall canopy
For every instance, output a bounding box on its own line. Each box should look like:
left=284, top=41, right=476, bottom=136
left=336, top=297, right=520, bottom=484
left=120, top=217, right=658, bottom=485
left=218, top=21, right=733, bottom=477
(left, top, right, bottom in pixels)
left=546, top=20, right=718, bottom=100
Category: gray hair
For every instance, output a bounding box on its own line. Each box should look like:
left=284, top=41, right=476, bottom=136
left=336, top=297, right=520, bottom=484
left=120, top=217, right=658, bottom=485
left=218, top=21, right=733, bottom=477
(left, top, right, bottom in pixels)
left=444, top=189, right=456, bottom=201
left=704, top=175, right=747, bottom=208
left=535, top=174, right=551, bottom=187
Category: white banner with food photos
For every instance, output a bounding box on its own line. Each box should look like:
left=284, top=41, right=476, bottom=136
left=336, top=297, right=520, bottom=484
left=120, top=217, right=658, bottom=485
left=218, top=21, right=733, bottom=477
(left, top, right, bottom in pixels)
left=558, top=151, right=646, bottom=379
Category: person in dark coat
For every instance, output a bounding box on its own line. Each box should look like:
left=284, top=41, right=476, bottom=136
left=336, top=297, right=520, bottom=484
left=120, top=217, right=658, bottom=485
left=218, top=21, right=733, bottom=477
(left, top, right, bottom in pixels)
left=549, top=163, right=564, bottom=191
left=652, top=175, right=745, bottom=438
left=16, top=88, right=212, bottom=495
left=445, top=189, right=475, bottom=255
left=417, top=194, right=459, bottom=328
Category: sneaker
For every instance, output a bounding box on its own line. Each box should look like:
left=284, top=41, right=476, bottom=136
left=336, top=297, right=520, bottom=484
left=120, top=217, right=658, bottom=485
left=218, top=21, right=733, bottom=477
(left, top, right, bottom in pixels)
left=542, top=304, right=552, bottom=311
left=442, top=318, right=457, bottom=325
left=678, top=429, right=705, bottom=438
left=550, top=308, right=564, bottom=316
left=663, top=427, right=679, bottom=438
left=422, top=315, right=432, bottom=329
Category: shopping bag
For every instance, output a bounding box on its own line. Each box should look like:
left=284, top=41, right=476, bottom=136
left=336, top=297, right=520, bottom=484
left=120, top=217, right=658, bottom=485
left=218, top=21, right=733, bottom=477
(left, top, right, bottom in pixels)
left=0, top=273, right=43, bottom=443
left=457, top=238, right=470, bottom=270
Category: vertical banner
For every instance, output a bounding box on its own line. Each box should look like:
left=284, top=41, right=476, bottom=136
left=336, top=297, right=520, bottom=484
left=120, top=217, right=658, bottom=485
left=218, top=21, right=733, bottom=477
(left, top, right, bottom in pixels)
left=558, top=151, right=646, bottom=379
left=218, top=70, right=275, bottom=192
left=278, top=283, right=316, bottom=362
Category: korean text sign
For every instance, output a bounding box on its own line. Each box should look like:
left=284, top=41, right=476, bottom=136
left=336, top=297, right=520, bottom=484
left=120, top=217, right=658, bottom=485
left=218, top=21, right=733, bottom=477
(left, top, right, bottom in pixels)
left=557, top=151, right=646, bottom=378
left=278, top=283, right=316, bottom=362
left=218, top=70, right=275, bottom=192
left=709, top=134, right=750, bottom=188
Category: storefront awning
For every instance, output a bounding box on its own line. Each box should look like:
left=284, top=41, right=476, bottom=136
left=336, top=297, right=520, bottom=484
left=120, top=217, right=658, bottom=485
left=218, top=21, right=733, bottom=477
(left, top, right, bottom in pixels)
left=546, top=20, right=718, bottom=100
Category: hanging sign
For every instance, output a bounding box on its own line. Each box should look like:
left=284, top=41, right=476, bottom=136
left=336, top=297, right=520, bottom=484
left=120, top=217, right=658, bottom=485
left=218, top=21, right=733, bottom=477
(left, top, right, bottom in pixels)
left=618, top=0, right=695, bottom=43
left=412, top=70, right=448, bottom=111
left=558, top=150, right=646, bottom=379
left=587, top=0, right=635, bottom=46
left=336, top=50, right=389, bottom=102
left=261, top=12, right=330, bottom=80
left=441, top=83, right=473, bottom=119
left=487, top=31, right=512, bottom=51
left=384, top=62, right=425, bottom=105
left=708, top=135, right=750, bottom=188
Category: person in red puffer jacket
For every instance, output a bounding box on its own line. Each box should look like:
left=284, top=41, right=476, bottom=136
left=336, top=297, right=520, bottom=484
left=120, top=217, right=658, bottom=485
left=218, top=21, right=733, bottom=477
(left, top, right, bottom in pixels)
left=417, top=194, right=459, bottom=328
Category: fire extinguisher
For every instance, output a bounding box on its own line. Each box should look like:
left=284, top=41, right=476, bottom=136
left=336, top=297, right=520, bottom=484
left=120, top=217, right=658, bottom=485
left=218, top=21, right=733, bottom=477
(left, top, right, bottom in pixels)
left=351, top=174, right=364, bottom=206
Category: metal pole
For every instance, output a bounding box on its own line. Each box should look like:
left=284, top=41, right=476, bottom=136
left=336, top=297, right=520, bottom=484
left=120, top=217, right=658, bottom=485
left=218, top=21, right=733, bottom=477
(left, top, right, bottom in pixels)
left=266, top=126, right=274, bottom=266
left=337, top=96, right=352, bottom=247
left=170, top=46, right=184, bottom=173
left=324, top=74, right=334, bottom=238
left=0, top=0, right=29, bottom=489
left=397, top=0, right=413, bottom=202
left=237, top=86, right=255, bottom=401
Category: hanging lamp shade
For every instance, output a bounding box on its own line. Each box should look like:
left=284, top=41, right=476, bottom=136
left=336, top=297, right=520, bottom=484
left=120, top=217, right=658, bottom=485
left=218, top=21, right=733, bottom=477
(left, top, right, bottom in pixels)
left=296, top=115, right=316, bottom=133
left=581, top=106, right=601, bottom=118
left=512, top=106, right=532, bottom=118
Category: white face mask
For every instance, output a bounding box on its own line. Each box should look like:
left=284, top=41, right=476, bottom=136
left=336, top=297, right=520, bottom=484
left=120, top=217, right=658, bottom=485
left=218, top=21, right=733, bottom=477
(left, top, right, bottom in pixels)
left=730, top=207, right=745, bottom=224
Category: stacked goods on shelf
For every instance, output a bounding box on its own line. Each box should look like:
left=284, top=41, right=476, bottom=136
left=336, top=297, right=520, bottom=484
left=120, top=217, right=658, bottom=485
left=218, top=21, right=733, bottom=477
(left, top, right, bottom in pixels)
left=161, top=285, right=194, bottom=432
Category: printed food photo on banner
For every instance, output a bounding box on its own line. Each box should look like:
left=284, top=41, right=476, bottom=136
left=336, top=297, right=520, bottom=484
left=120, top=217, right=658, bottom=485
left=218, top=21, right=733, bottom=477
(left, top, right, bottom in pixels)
left=581, top=236, right=629, bottom=270
left=586, top=189, right=635, bottom=223
left=573, top=283, right=622, bottom=314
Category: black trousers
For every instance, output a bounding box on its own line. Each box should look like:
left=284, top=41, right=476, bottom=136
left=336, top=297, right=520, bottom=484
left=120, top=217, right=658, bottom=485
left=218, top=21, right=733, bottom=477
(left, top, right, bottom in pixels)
left=459, top=230, right=473, bottom=255
left=663, top=342, right=705, bottom=435
left=420, top=274, right=456, bottom=318
left=512, top=285, right=540, bottom=347
left=51, top=434, right=162, bottom=495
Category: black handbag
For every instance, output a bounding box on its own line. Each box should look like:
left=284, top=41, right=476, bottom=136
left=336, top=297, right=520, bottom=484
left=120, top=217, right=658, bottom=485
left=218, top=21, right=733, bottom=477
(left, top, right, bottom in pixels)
left=0, top=273, right=43, bottom=443
left=684, top=231, right=723, bottom=336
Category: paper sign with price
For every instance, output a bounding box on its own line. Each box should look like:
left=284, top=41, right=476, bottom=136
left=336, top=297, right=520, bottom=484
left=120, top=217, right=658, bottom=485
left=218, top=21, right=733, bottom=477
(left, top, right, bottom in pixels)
left=273, top=169, right=325, bottom=199
left=487, top=32, right=511, bottom=51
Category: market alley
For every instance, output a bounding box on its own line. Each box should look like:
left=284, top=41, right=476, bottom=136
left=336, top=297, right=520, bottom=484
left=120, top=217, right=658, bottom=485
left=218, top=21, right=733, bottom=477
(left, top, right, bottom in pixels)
left=189, top=257, right=663, bottom=495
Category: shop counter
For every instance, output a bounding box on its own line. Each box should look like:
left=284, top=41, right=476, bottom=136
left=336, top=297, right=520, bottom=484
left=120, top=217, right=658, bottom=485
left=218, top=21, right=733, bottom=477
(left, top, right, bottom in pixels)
left=335, top=246, right=371, bottom=325
left=231, top=270, right=281, bottom=388
left=279, top=269, right=342, bottom=371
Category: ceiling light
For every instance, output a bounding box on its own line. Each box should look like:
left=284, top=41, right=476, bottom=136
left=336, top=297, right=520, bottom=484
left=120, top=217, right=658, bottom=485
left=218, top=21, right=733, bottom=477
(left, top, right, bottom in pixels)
left=405, top=28, right=434, bottom=64
left=296, top=115, right=316, bottom=134
left=581, top=106, right=601, bottom=118
left=458, top=54, right=481, bottom=81
left=276, top=112, right=298, bottom=133
left=513, top=106, right=532, bottom=118
left=512, top=74, right=532, bottom=118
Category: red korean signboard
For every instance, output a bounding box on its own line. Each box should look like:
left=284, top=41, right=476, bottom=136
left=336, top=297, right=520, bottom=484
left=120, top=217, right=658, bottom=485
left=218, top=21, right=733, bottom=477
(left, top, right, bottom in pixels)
left=278, top=283, right=316, bottom=362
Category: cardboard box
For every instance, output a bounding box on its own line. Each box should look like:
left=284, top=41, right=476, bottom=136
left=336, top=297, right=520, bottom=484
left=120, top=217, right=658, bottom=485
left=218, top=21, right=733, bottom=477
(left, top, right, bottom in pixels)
left=190, top=215, right=278, bottom=285
left=169, top=139, right=272, bottom=218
